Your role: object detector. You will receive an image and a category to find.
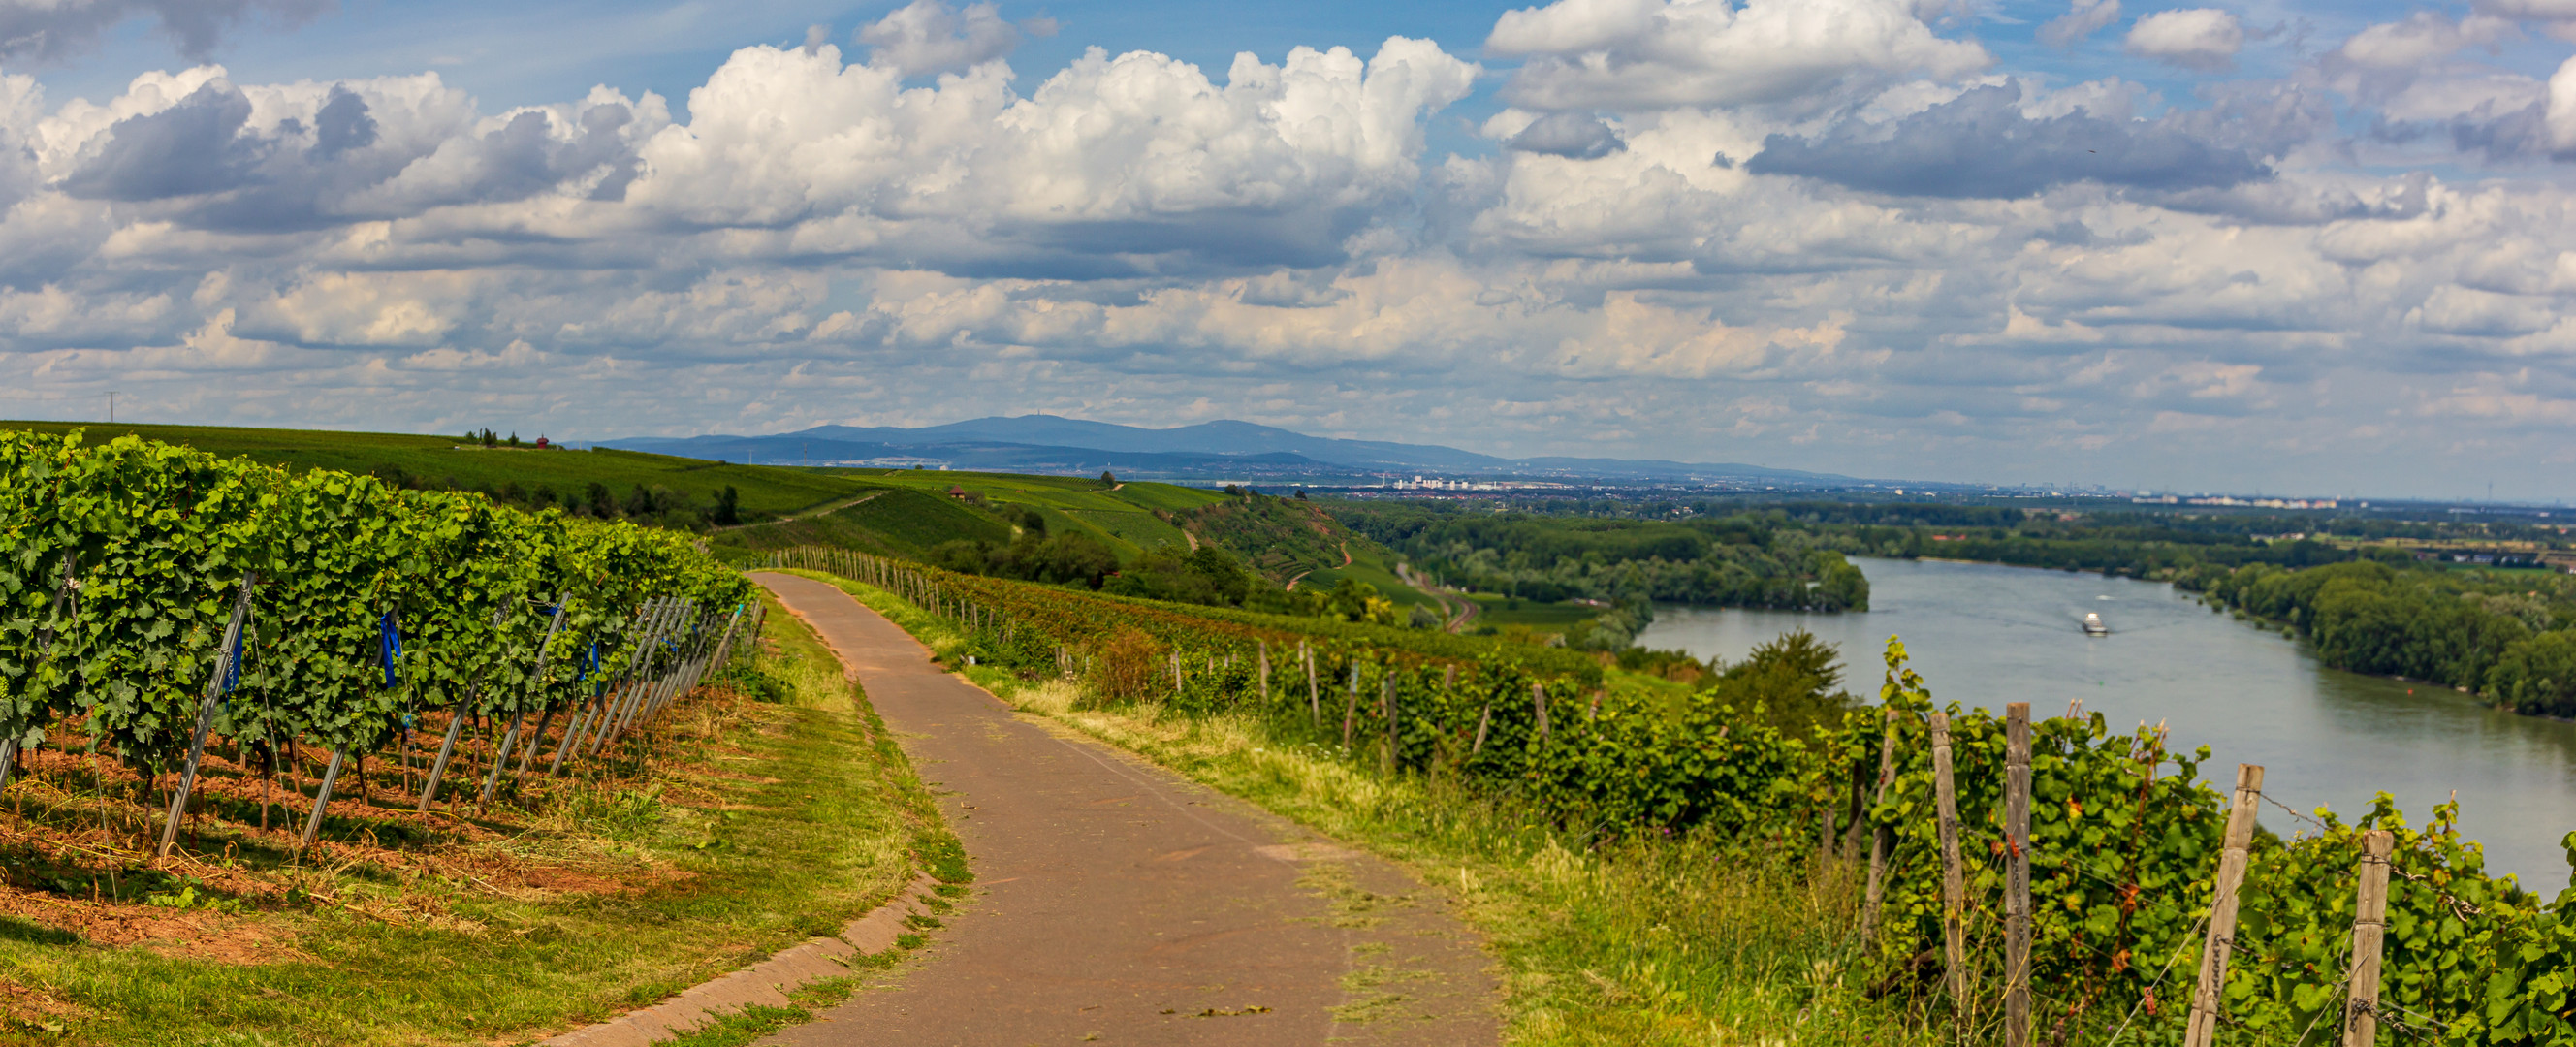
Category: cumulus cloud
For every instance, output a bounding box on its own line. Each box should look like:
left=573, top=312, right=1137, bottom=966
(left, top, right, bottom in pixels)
left=0, top=0, right=332, bottom=63
left=1507, top=111, right=1627, bottom=158
left=2038, top=0, right=2123, bottom=47
left=858, top=0, right=1031, bottom=78
left=2549, top=54, right=2576, bottom=151
left=6, top=5, right=2576, bottom=496
left=624, top=37, right=1476, bottom=272
left=2331, top=13, right=2514, bottom=75
left=1485, top=0, right=1990, bottom=110
left=0, top=73, right=38, bottom=211
left=2125, top=8, right=2245, bottom=71
left=58, top=80, right=262, bottom=200
left=1746, top=83, right=2270, bottom=198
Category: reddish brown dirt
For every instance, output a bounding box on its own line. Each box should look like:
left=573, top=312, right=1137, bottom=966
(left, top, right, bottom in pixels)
left=0, top=681, right=762, bottom=957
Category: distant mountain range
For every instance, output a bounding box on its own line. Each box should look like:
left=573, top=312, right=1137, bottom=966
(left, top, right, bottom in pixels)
left=596, top=415, right=1881, bottom=488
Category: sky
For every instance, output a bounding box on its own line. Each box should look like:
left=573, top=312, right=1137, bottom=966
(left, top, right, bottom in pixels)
left=2, top=0, right=2574, bottom=498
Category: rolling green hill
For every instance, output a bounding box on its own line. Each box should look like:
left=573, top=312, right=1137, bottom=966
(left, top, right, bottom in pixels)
left=1, top=421, right=1437, bottom=608
left=1, top=420, right=864, bottom=523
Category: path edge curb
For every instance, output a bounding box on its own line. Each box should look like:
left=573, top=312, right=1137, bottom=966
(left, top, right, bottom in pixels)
left=534, top=871, right=941, bottom=1047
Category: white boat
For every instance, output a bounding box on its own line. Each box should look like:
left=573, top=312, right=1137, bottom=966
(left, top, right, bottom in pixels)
left=2082, top=612, right=2110, bottom=636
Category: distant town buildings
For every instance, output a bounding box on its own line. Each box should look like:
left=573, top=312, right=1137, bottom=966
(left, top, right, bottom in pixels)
left=1387, top=475, right=1563, bottom=492
left=2131, top=495, right=2339, bottom=509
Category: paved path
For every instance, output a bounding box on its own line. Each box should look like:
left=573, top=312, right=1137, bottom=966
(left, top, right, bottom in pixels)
left=749, top=573, right=1500, bottom=1047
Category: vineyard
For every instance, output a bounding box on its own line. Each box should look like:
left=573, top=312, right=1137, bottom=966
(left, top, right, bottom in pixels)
left=767, top=544, right=2576, bottom=1047
left=0, top=428, right=762, bottom=860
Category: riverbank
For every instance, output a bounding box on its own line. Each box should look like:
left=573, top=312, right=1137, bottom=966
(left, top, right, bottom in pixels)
left=1638, top=555, right=2576, bottom=883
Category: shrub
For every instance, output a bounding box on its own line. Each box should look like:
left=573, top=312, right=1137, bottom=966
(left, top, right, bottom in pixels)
left=1093, top=627, right=1164, bottom=701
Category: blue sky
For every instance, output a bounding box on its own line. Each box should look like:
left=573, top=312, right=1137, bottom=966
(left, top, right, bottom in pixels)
left=5, top=0, right=2576, bottom=498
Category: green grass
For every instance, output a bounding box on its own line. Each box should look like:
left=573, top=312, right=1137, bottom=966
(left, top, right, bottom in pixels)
left=0, top=421, right=868, bottom=524
left=0, top=588, right=957, bottom=1047
left=786, top=570, right=1930, bottom=1047
left=711, top=469, right=1220, bottom=563
left=1171, top=495, right=1350, bottom=583
left=1299, top=541, right=1437, bottom=608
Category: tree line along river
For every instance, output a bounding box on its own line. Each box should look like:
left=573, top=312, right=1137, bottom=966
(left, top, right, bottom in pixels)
left=1635, top=555, right=2576, bottom=884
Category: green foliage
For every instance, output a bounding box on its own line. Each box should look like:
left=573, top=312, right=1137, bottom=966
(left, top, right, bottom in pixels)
left=2198, top=559, right=2563, bottom=700
left=2489, top=630, right=2576, bottom=716
left=1169, top=493, right=1350, bottom=583
left=1713, top=629, right=1859, bottom=734
left=1317, top=576, right=1404, bottom=626
left=0, top=430, right=751, bottom=776
left=1331, top=502, right=1870, bottom=611
left=932, top=528, right=1122, bottom=589
left=1102, top=545, right=1258, bottom=606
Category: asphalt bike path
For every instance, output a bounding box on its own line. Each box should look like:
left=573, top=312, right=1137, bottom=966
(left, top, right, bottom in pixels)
left=749, top=572, right=1500, bottom=1047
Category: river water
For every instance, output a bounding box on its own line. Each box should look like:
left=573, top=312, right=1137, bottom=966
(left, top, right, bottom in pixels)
left=1633, top=556, right=2576, bottom=886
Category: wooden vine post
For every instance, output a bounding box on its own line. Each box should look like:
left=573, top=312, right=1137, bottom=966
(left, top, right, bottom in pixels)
left=417, top=696, right=471, bottom=809
left=1303, top=644, right=1320, bottom=727
left=1860, top=706, right=1902, bottom=941
left=2343, top=829, right=2395, bottom=1047
left=1341, top=663, right=1361, bottom=749
left=159, top=573, right=257, bottom=861
left=1929, top=711, right=1968, bottom=1007
left=1382, top=674, right=1397, bottom=775
left=300, top=749, right=347, bottom=849
left=2004, top=703, right=2033, bottom=1047
left=1257, top=642, right=1270, bottom=704
left=481, top=597, right=570, bottom=806
left=2183, top=763, right=2266, bottom=1047
left=1533, top=683, right=1550, bottom=745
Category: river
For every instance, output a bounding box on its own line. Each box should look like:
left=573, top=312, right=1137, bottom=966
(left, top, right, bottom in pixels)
left=1632, top=556, right=2576, bottom=886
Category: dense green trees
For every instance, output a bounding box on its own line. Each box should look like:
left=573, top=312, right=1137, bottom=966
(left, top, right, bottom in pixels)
left=1102, top=545, right=1255, bottom=606
left=1332, top=504, right=1870, bottom=611
left=2190, top=558, right=2576, bottom=716
left=2488, top=630, right=2576, bottom=715
left=928, top=510, right=1122, bottom=590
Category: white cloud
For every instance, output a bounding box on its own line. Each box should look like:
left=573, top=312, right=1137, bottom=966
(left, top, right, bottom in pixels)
left=2125, top=9, right=2244, bottom=72
left=6, top=7, right=2576, bottom=496
left=2038, top=0, right=2123, bottom=48
left=620, top=37, right=1476, bottom=267
left=857, top=0, right=1027, bottom=78
left=2332, top=13, right=2514, bottom=72
left=1485, top=0, right=1991, bottom=110
left=2547, top=53, right=2576, bottom=151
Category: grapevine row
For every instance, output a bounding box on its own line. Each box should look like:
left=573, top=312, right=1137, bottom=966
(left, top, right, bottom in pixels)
left=0, top=430, right=761, bottom=853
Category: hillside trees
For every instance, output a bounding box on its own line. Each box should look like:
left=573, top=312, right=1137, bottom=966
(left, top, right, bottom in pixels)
left=1333, top=504, right=1870, bottom=611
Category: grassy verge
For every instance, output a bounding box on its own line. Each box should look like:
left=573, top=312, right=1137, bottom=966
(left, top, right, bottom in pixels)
left=0, top=588, right=958, bottom=1046
left=774, top=568, right=1936, bottom=1047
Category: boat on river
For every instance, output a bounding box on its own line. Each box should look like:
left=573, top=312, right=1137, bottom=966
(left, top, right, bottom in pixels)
left=2082, top=612, right=2110, bottom=636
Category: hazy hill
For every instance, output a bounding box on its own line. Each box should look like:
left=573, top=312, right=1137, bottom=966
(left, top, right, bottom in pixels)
left=600, top=414, right=1861, bottom=485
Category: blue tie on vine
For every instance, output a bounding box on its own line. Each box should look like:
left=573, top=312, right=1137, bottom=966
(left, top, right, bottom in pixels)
left=378, top=611, right=403, bottom=688
left=220, top=625, right=245, bottom=695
